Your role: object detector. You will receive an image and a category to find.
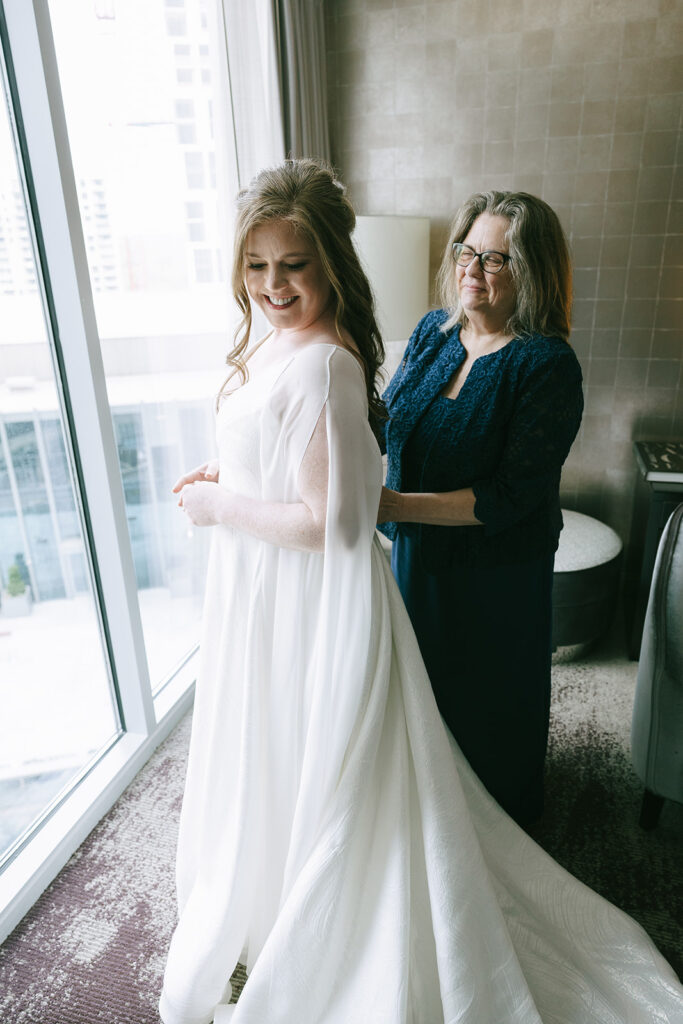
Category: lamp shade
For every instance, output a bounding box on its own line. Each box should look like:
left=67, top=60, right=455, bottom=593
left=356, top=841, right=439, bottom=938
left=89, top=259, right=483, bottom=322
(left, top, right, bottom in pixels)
left=353, top=215, right=430, bottom=343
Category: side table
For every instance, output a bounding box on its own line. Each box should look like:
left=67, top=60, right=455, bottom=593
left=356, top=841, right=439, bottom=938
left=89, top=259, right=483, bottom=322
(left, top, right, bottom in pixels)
left=629, top=441, right=683, bottom=659
left=552, top=510, right=622, bottom=654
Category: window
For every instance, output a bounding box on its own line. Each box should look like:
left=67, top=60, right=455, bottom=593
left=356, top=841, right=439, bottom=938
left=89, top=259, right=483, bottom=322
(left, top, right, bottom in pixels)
left=166, top=12, right=187, bottom=36
left=185, top=150, right=205, bottom=189
left=193, top=247, right=213, bottom=282
left=0, top=79, right=119, bottom=866
left=188, top=220, right=205, bottom=242
left=177, top=122, right=197, bottom=144
left=48, top=0, right=236, bottom=694
left=0, top=0, right=242, bottom=941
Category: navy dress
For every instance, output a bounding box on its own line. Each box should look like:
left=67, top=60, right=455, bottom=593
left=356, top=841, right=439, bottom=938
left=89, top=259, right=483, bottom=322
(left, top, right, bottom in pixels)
left=380, top=310, right=584, bottom=827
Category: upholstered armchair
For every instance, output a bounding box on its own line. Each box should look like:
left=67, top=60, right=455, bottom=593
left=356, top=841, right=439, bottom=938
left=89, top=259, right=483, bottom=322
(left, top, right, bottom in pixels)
left=631, top=503, right=683, bottom=829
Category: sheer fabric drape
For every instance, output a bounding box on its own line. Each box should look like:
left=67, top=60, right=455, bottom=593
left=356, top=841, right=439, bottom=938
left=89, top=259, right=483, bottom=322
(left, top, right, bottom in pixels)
left=219, top=0, right=330, bottom=186
left=220, top=0, right=286, bottom=185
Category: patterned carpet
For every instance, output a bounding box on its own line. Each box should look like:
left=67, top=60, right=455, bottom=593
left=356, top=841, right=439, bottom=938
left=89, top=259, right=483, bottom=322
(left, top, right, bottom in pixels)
left=0, top=645, right=681, bottom=1023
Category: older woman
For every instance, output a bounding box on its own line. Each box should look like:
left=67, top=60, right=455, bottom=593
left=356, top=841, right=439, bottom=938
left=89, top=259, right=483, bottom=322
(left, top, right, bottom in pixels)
left=378, top=191, right=584, bottom=829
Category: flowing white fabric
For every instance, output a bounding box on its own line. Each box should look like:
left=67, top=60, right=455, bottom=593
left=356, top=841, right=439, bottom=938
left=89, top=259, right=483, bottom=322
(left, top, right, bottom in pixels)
left=221, top=0, right=285, bottom=186
left=160, top=344, right=683, bottom=1024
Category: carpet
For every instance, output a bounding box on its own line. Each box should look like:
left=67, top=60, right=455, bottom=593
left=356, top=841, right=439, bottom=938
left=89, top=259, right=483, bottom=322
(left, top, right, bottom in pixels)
left=0, top=648, right=681, bottom=1023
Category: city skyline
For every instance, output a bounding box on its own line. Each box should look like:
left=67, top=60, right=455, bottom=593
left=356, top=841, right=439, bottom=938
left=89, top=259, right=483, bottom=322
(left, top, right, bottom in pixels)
left=1, top=0, right=235, bottom=352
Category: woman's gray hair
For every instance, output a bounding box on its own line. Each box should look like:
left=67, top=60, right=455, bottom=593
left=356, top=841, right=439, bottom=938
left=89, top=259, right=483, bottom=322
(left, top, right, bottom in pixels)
left=436, top=191, right=573, bottom=342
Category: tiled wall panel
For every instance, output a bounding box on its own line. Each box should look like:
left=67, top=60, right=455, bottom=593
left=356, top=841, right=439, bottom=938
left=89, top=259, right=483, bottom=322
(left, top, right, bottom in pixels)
left=326, top=0, right=682, bottom=571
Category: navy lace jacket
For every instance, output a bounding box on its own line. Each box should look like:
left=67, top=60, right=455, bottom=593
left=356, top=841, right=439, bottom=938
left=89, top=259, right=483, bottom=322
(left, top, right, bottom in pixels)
left=378, top=309, right=584, bottom=569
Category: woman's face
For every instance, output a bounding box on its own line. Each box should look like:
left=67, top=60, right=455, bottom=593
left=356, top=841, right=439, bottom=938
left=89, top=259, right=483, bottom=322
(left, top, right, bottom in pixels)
left=456, top=213, right=517, bottom=328
left=245, top=219, right=332, bottom=333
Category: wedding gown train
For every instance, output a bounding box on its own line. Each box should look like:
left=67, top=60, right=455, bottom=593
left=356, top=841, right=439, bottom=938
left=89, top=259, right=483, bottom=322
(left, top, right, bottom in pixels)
left=159, top=344, right=683, bottom=1024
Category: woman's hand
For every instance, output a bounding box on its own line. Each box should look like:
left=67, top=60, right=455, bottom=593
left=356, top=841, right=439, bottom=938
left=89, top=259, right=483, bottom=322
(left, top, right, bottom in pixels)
left=377, top=486, right=403, bottom=524
left=172, top=459, right=219, bottom=495
left=377, top=485, right=481, bottom=526
left=178, top=481, right=229, bottom=527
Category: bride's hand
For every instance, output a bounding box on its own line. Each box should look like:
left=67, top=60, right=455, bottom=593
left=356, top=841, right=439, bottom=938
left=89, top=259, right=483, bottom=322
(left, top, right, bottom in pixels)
left=178, top=481, right=228, bottom=527
left=172, top=459, right=219, bottom=494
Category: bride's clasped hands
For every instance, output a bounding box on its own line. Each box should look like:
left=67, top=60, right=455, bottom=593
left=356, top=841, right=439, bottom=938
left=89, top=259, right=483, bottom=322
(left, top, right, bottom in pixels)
left=173, top=460, right=225, bottom=527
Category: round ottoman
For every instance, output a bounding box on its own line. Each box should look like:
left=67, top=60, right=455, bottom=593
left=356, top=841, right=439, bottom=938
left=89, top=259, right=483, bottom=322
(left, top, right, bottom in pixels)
left=552, top=510, right=623, bottom=652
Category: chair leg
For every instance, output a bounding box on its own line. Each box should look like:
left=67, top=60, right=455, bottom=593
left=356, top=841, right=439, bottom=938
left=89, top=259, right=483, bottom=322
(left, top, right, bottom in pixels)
left=639, top=789, right=665, bottom=830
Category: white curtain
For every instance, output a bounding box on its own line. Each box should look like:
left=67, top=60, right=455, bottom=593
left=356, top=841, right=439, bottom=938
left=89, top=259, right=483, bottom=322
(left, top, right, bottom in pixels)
left=220, top=0, right=286, bottom=187
left=218, top=0, right=330, bottom=191
left=213, top=0, right=330, bottom=340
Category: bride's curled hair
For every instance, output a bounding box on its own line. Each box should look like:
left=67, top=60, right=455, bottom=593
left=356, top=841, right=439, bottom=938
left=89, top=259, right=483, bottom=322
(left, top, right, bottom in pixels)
left=223, top=159, right=385, bottom=436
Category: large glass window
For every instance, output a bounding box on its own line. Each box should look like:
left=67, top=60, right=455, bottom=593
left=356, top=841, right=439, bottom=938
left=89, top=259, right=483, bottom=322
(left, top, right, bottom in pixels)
left=0, top=0, right=269, bottom=940
left=0, top=70, right=119, bottom=865
left=47, top=0, right=238, bottom=693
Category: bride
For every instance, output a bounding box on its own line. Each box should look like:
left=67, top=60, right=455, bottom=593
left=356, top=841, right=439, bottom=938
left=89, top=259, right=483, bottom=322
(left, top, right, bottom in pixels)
left=159, top=159, right=682, bottom=1024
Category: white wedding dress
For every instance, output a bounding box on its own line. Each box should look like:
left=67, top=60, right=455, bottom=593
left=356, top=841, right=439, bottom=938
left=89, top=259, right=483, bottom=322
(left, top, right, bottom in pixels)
left=159, top=343, right=683, bottom=1024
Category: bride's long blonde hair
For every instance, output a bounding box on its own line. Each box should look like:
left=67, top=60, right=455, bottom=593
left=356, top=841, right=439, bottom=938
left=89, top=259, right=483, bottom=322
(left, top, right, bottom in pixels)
left=218, top=159, right=385, bottom=434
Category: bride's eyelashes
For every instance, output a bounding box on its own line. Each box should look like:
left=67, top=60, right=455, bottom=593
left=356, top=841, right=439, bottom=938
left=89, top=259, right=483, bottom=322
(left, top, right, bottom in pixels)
left=247, top=261, right=309, bottom=271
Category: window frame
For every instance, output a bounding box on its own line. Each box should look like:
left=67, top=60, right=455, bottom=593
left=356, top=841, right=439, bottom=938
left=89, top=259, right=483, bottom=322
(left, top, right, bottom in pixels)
left=0, top=0, right=199, bottom=942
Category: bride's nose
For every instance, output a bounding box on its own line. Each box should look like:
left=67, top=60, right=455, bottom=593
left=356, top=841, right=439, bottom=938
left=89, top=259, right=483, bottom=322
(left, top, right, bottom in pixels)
left=266, top=263, right=287, bottom=291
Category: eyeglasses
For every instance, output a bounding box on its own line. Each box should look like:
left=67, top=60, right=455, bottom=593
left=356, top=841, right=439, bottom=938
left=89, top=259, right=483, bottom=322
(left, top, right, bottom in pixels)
left=452, top=243, right=511, bottom=274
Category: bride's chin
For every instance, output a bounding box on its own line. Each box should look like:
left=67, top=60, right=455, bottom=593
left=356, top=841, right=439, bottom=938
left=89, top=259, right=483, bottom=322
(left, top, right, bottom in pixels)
left=263, top=308, right=296, bottom=327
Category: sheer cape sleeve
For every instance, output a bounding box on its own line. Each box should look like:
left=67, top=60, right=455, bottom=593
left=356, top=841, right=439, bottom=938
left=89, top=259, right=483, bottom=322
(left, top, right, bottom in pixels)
left=260, top=344, right=383, bottom=883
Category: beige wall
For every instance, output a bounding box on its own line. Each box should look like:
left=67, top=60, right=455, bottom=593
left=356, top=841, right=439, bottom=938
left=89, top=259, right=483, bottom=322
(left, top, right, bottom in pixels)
left=325, top=0, right=682, bottom=576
